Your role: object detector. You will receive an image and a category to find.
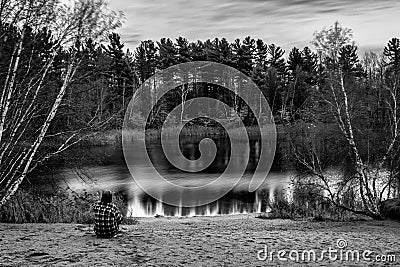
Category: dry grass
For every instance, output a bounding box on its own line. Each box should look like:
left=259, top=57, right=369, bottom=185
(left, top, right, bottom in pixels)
left=0, top=189, right=136, bottom=224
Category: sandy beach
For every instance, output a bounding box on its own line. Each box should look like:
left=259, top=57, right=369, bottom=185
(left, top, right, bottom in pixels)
left=1, top=215, right=399, bottom=266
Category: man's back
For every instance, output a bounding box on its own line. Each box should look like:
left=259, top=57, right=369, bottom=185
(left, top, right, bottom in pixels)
left=93, top=202, right=123, bottom=238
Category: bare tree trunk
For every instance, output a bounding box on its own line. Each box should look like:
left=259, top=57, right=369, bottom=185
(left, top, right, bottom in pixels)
left=0, top=59, right=77, bottom=206
left=0, top=28, right=25, bottom=146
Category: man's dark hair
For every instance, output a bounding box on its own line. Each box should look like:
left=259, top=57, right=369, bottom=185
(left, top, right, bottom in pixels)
left=101, top=191, right=113, bottom=204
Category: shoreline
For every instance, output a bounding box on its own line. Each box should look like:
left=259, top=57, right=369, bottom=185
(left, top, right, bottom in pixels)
left=56, top=123, right=297, bottom=148
left=1, top=214, right=399, bottom=266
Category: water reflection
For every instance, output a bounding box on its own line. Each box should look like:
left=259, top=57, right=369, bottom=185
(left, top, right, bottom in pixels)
left=61, top=137, right=293, bottom=217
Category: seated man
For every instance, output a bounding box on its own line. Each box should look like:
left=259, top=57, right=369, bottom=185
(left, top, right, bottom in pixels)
left=93, top=191, right=123, bottom=238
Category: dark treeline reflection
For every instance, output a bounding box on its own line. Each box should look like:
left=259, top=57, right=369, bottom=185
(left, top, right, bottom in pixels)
left=146, top=134, right=292, bottom=176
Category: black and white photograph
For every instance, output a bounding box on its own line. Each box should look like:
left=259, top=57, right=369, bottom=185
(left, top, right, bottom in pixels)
left=0, top=0, right=400, bottom=266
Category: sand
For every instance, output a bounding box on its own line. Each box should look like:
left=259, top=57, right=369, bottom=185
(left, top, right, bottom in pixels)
left=1, top=215, right=399, bottom=266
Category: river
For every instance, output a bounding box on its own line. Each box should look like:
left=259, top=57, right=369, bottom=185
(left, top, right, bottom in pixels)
left=53, top=136, right=294, bottom=217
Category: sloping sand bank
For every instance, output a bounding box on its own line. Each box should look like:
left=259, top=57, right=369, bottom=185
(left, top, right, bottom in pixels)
left=1, top=215, right=399, bottom=266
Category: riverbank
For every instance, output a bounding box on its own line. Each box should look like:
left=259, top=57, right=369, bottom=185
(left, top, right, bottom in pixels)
left=77, top=124, right=289, bottom=147
left=1, top=215, right=399, bottom=266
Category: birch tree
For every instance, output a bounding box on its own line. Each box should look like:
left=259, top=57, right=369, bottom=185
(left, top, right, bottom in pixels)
left=289, top=23, right=400, bottom=219
left=0, top=0, right=123, bottom=206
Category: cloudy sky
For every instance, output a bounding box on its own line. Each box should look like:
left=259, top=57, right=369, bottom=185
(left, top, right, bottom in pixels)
left=109, top=0, right=400, bottom=54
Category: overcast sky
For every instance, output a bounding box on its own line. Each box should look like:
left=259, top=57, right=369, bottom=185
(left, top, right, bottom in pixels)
left=109, top=0, right=400, bottom=55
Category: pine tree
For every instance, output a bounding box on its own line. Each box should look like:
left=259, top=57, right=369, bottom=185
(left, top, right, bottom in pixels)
left=134, top=40, right=158, bottom=122
left=287, top=47, right=303, bottom=74
left=189, top=40, right=206, bottom=61
left=204, top=38, right=219, bottom=62
left=267, top=44, right=286, bottom=76
left=255, top=39, right=268, bottom=69
left=157, top=38, right=178, bottom=69
left=384, top=37, right=400, bottom=71
left=102, top=33, right=136, bottom=123
left=301, top=47, right=318, bottom=77
left=176, top=37, right=191, bottom=63
left=219, top=38, right=234, bottom=66
left=232, top=37, right=255, bottom=76
left=339, top=44, right=359, bottom=74
left=134, top=40, right=157, bottom=83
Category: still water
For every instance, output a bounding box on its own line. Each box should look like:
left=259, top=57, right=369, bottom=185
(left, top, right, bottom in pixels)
left=60, top=137, right=294, bottom=217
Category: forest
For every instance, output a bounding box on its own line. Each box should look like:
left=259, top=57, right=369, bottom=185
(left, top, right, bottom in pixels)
left=0, top=0, right=400, bottom=220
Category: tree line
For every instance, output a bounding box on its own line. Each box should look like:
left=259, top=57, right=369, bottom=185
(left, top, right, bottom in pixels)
left=3, top=16, right=398, bottom=132
left=7, top=24, right=397, bottom=130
